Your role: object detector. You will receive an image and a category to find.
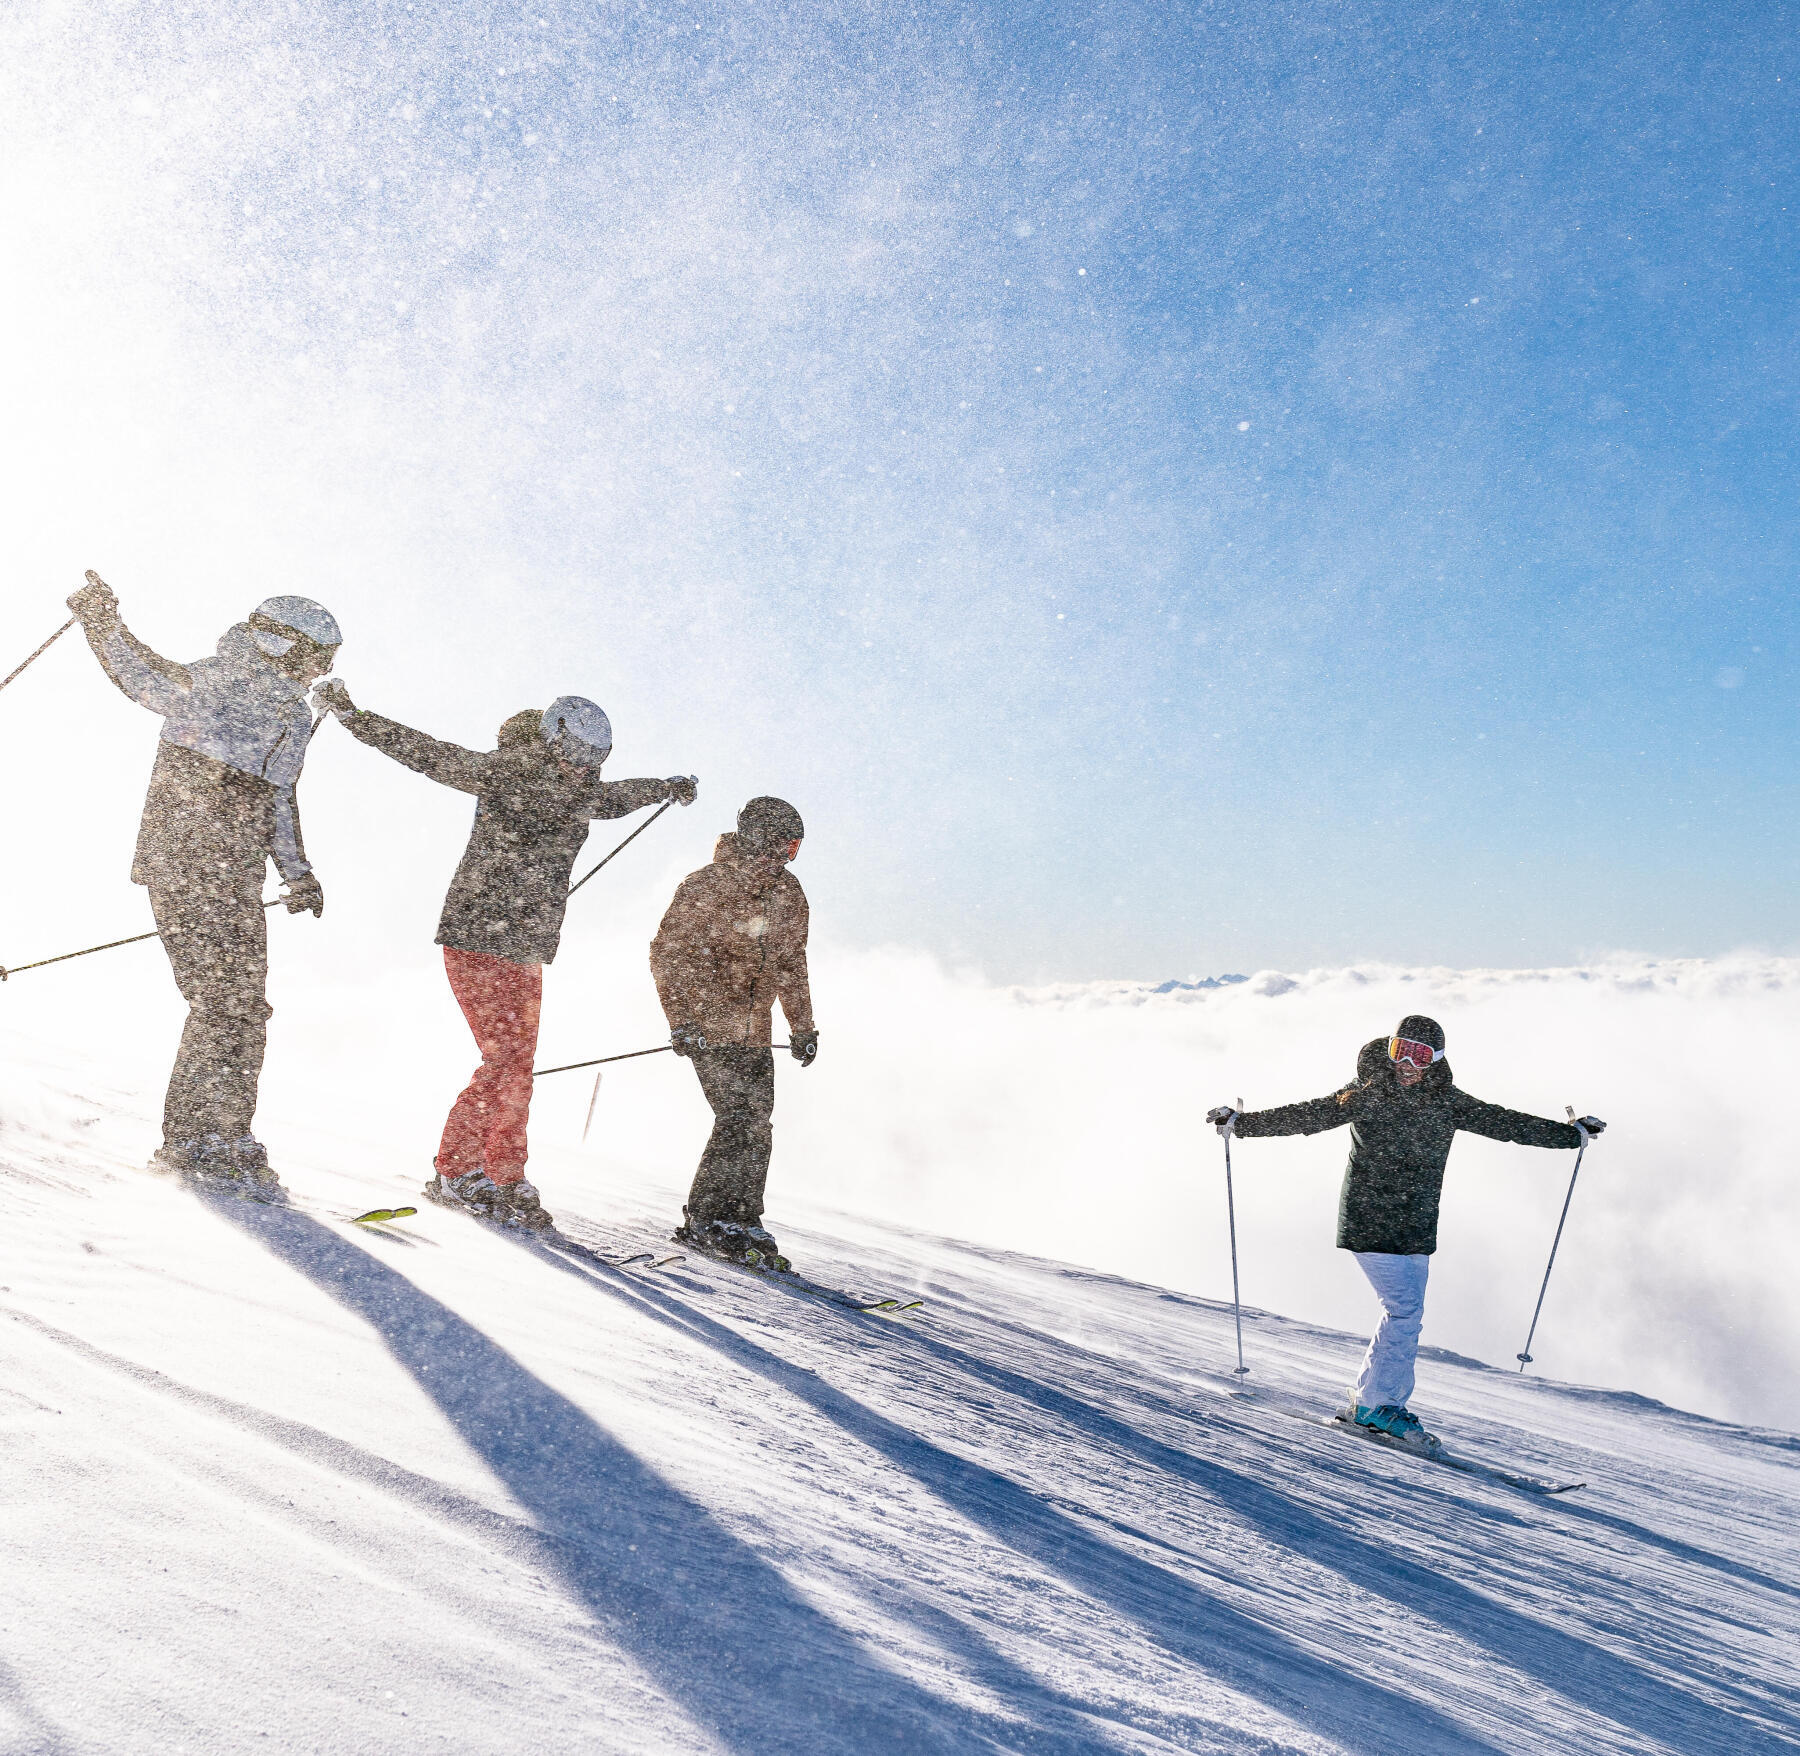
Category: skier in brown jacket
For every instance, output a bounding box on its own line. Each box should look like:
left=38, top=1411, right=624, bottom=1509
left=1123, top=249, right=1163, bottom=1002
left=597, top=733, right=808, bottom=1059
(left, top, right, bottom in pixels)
left=650, top=796, right=817, bottom=1265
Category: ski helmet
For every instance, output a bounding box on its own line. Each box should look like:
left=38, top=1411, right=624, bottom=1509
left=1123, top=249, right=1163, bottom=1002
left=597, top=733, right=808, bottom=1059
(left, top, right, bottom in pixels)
left=737, top=796, right=805, bottom=853
left=248, top=595, right=343, bottom=660
left=542, top=695, right=613, bottom=766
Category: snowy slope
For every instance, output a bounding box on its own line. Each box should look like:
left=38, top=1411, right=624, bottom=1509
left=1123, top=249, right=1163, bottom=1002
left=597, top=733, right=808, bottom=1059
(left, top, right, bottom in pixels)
left=3, top=1039, right=1797, bottom=1756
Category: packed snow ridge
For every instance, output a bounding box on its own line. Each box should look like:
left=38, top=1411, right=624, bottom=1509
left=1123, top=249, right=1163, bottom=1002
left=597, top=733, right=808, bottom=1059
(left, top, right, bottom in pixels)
left=3, top=1037, right=1796, bottom=1755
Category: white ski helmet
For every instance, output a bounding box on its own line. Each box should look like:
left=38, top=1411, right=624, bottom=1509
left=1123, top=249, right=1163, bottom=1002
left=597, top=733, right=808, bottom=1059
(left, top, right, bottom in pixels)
left=249, top=595, right=344, bottom=658
left=542, top=695, right=613, bottom=766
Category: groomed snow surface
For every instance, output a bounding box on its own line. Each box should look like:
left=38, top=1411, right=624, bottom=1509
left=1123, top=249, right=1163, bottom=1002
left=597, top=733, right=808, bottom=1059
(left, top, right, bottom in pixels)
left=3, top=1039, right=1797, bottom=1756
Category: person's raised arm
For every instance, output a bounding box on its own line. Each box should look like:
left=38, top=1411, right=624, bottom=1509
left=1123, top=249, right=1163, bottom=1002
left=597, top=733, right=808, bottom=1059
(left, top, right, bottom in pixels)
left=312, top=680, right=490, bottom=793
left=67, top=572, right=192, bottom=714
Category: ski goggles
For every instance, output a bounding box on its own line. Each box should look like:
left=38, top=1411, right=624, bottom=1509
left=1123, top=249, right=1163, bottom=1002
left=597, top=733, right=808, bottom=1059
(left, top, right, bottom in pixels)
left=1388, top=1036, right=1445, bottom=1071
left=248, top=612, right=339, bottom=671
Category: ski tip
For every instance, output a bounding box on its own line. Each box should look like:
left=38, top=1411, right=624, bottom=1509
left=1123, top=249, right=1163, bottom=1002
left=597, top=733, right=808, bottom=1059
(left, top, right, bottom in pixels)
left=351, top=1206, right=418, bottom=1225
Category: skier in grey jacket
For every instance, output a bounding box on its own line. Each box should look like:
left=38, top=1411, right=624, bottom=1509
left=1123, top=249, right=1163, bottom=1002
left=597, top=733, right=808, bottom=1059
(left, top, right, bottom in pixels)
left=65, top=571, right=342, bottom=1192
left=1208, top=1015, right=1604, bottom=1446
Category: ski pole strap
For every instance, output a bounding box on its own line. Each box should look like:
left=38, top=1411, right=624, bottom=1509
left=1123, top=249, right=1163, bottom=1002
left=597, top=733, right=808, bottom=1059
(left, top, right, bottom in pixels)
left=568, top=798, right=676, bottom=898
left=1, top=897, right=287, bottom=981
left=0, top=618, right=77, bottom=697
left=534, top=1041, right=795, bottom=1078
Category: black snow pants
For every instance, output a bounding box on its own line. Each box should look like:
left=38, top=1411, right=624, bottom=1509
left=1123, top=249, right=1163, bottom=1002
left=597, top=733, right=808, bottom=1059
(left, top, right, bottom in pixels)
left=684, top=1047, right=776, bottom=1225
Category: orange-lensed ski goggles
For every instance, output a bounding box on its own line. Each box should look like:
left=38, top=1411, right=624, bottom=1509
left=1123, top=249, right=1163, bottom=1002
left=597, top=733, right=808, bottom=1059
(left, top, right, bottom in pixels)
left=1388, top=1036, right=1445, bottom=1071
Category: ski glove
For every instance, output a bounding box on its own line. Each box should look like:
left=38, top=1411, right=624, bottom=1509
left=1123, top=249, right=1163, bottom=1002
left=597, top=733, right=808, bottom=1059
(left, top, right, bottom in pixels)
left=67, top=571, right=120, bottom=632
left=666, top=775, right=699, bottom=806
left=670, top=1024, right=708, bottom=1058
left=1573, top=1115, right=1605, bottom=1140
left=790, top=1028, right=819, bottom=1068
left=311, top=678, right=356, bottom=717
left=282, top=873, right=325, bottom=918
left=1205, top=1105, right=1239, bottom=1137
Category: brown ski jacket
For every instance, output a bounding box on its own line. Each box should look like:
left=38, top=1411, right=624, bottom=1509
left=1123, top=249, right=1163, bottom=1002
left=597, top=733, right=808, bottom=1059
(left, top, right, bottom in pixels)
left=650, top=834, right=814, bottom=1047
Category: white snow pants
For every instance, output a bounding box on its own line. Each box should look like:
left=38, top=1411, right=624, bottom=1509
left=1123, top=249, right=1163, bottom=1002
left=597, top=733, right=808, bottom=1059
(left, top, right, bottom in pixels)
left=1351, top=1252, right=1430, bottom=1409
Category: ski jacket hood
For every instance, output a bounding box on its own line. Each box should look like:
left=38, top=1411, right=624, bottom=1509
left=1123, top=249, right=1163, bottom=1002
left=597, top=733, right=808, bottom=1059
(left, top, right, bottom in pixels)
left=1234, top=1037, right=1580, bottom=1255
left=87, top=618, right=319, bottom=882
left=336, top=707, right=675, bottom=964
left=649, top=833, right=814, bottom=1047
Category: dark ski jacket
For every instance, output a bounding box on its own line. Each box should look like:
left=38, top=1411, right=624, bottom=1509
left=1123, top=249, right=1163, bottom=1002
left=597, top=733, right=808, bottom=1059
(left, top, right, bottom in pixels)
left=1234, top=1040, right=1581, bottom=1255
left=339, top=708, right=674, bottom=965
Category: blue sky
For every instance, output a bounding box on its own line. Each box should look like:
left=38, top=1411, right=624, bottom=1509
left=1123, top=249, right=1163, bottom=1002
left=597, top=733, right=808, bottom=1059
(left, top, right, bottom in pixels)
left=1, top=0, right=1795, bottom=981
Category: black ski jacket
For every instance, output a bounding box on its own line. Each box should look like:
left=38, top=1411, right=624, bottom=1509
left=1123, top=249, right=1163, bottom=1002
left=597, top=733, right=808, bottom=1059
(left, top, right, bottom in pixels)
left=339, top=708, right=674, bottom=965
left=1234, top=1041, right=1581, bottom=1255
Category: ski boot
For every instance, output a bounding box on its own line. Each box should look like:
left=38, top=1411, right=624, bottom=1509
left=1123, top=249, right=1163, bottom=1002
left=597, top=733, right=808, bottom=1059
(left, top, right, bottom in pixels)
left=424, top=1170, right=500, bottom=1216
left=485, top=1178, right=554, bottom=1231
left=1349, top=1403, right=1439, bottom=1453
left=153, top=1134, right=286, bottom=1202
left=675, top=1215, right=789, bottom=1270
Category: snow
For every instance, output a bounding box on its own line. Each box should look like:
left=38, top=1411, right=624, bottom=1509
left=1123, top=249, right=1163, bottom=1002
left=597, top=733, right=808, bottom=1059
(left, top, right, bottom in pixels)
left=3, top=1034, right=1798, bottom=1755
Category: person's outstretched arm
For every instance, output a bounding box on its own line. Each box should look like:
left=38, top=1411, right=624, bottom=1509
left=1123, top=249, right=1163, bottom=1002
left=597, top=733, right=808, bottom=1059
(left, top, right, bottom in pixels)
left=1230, top=1087, right=1360, bottom=1139
left=580, top=773, right=697, bottom=821
left=313, top=681, right=489, bottom=793
left=67, top=574, right=192, bottom=713
left=1451, top=1092, right=1584, bottom=1149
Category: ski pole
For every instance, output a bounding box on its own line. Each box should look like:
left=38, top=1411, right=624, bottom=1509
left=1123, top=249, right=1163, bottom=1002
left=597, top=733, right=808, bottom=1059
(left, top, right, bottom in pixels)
left=535, top=1042, right=796, bottom=1078
left=1223, top=1096, right=1250, bottom=1381
left=1516, top=1107, right=1591, bottom=1373
left=1, top=897, right=287, bottom=981
left=567, top=794, right=683, bottom=898
left=0, top=617, right=77, bottom=697
left=581, top=1070, right=605, bottom=1143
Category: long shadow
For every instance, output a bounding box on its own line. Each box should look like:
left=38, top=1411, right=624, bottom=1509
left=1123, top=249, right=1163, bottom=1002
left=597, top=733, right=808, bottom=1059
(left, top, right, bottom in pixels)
left=0, top=1654, right=73, bottom=1756
left=883, top=1304, right=1800, bottom=1752
left=1550, top=1498, right=1800, bottom=1607
left=526, top=1241, right=1506, bottom=1756
left=204, top=1197, right=1087, bottom=1756
left=546, top=1243, right=1800, bottom=1756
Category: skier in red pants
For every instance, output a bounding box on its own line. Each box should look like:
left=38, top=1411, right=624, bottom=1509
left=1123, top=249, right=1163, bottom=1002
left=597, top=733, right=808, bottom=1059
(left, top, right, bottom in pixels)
left=315, top=680, right=695, bottom=1228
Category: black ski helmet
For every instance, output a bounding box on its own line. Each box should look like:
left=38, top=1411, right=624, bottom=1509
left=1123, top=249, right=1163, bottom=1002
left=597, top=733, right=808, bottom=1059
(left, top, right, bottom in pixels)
left=737, top=796, right=804, bottom=854
left=1394, top=1015, right=1445, bottom=1053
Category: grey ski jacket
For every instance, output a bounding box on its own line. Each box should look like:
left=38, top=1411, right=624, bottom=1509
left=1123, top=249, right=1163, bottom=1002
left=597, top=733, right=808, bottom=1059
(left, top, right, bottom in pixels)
left=1234, top=1043, right=1581, bottom=1255
left=86, top=620, right=318, bottom=883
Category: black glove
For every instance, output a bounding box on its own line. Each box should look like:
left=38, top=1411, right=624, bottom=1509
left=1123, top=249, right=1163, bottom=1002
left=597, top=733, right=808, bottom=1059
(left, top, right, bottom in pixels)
left=666, top=775, right=698, bottom=806
left=311, top=678, right=356, bottom=717
left=1205, top=1105, right=1239, bottom=1137
left=1574, top=1115, right=1605, bottom=1139
left=790, top=1028, right=819, bottom=1068
left=671, top=1024, right=707, bottom=1058
left=68, top=570, right=120, bottom=632
left=282, top=873, right=325, bottom=917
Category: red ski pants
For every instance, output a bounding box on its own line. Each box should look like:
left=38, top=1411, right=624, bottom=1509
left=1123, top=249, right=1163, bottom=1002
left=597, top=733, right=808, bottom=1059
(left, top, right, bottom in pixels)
left=436, top=947, right=543, bottom=1185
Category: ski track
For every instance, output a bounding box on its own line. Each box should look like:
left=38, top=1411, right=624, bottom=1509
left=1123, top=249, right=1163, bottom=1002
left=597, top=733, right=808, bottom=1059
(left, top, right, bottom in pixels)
left=1, top=1054, right=1796, bottom=1755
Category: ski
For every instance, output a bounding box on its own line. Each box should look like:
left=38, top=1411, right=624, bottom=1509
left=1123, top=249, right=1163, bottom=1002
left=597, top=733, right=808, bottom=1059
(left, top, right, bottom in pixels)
left=349, top=1205, right=418, bottom=1225
left=1323, top=1413, right=1585, bottom=1495
left=540, top=1230, right=687, bottom=1273
left=681, top=1240, right=924, bottom=1315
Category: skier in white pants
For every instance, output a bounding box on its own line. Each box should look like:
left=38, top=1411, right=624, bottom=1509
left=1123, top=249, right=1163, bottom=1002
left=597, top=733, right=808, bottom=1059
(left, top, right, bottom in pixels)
left=1208, top=1015, right=1604, bottom=1445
